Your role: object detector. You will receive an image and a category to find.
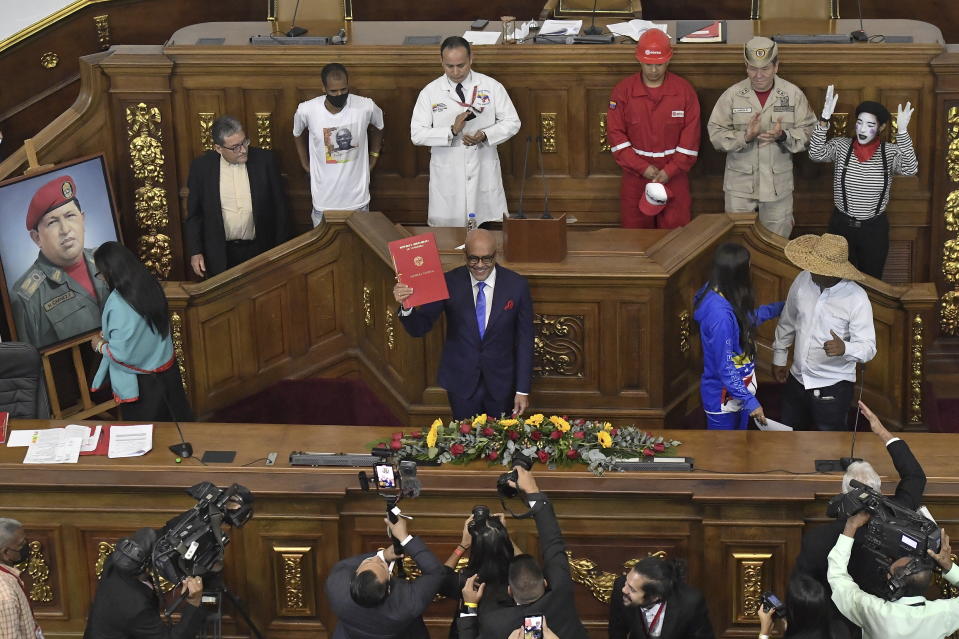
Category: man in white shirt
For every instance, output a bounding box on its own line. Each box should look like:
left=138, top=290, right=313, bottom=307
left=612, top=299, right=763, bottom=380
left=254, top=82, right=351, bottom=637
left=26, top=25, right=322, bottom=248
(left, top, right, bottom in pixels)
left=828, top=512, right=959, bottom=639
left=772, top=233, right=876, bottom=430
left=293, top=63, right=385, bottom=227
left=410, top=37, right=521, bottom=228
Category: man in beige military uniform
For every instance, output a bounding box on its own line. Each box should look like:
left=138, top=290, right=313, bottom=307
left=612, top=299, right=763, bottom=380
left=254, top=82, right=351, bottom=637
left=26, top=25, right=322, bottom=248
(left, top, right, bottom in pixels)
left=707, top=37, right=816, bottom=237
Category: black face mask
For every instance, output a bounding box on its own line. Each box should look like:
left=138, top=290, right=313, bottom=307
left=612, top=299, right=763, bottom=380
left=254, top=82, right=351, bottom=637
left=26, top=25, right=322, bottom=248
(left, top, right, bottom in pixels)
left=6, top=542, right=28, bottom=566
left=327, top=92, right=349, bottom=109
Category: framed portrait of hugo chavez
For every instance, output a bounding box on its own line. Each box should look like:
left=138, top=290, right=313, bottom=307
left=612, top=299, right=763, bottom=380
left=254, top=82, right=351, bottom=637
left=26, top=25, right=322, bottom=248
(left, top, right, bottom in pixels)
left=0, top=154, right=122, bottom=352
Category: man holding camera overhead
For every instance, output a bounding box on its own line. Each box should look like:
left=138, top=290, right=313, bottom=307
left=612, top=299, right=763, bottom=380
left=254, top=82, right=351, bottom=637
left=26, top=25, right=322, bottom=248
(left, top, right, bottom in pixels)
left=457, top=465, right=587, bottom=639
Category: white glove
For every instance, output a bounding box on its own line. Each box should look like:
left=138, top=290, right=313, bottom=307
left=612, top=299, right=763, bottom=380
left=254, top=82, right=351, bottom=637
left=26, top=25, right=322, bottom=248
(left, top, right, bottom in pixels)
left=897, top=101, right=913, bottom=133
left=821, top=85, right=838, bottom=121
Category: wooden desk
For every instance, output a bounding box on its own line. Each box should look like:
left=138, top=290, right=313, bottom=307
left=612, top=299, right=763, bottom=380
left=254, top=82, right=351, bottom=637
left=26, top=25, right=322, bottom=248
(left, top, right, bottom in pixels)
left=6, top=419, right=958, bottom=639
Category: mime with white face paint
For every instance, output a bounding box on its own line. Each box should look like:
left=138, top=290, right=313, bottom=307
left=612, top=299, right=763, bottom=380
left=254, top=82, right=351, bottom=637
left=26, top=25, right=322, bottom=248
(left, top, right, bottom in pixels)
left=808, top=88, right=918, bottom=280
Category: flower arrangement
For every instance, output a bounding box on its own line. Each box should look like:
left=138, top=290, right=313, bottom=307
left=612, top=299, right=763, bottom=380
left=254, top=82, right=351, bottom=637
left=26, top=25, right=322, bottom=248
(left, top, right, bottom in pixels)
left=372, top=414, right=682, bottom=475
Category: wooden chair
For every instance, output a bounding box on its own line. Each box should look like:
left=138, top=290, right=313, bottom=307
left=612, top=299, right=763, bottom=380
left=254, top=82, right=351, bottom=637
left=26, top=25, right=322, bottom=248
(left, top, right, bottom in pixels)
left=39, top=331, right=117, bottom=420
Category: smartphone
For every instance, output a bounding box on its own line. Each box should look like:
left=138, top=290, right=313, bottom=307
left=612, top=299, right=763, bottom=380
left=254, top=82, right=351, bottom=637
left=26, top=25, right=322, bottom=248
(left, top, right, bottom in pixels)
left=374, top=463, right=395, bottom=490
left=524, top=616, right=544, bottom=639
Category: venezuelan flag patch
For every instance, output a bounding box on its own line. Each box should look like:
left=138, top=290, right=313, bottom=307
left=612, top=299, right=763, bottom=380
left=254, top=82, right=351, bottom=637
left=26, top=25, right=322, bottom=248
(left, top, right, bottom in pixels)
left=609, top=100, right=617, bottom=109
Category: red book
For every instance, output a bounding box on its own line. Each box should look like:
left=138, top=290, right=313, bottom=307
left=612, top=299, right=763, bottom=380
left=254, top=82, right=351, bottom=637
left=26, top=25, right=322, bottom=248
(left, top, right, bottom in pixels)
left=388, top=233, right=450, bottom=309
left=0, top=413, right=7, bottom=445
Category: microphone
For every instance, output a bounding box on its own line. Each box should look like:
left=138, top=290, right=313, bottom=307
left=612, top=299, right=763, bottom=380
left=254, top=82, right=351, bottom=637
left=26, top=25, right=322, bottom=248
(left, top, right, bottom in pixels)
left=584, top=0, right=603, bottom=35
left=537, top=135, right=552, bottom=219
left=163, top=389, right=193, bottom=459
left=286, top=0, right=308, bottom=37
left=514, top=135, right=532, bottom=219
left=331, top=28, right=347, bottom=44
left=850, top=0, right=867, bottom=41
left=840, top=364, right=868, bottom=469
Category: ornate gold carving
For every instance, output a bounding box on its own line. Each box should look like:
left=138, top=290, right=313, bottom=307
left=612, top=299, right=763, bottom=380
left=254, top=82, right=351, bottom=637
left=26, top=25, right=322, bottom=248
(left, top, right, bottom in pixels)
left=540, top=113, right=558, bottom=153
left=941, top=107, right=959, bottom=334
left=733, top=553, right=772, bottom=621
left=255, top=112, right=273, bottom=150
left=566, top=550, right=667, bottom=604
left=283, top=553, right=305, bottom=610
left=678, top=310, right=691, bottom=354
left=362, top=285, right=373, bottom=327
left=599, top=113, right=610, bottom=152
left=15, top=540, right=53, bottom=603
left=940, top=290, right=959, bottom=336
left=40, top=52, right=59, bottom=69
left=948, top=106, right=959, bottom=182
left=909, top=315, right=923, bottom=424
left=937, top=554, right=959, bottom=598
left=946, top=190, right=959, bottom=233
left=827, top=113, right=849, bottom=140
left=385, top=308, right=395, bottom=350
left=93, top=15, right=110, bottom=50
left=533, top=314, right=584, bottom=377
left=198, top=112, right=215, bottom=152
left=95, top=541, right=115, bottom=578
left=126, top=103, right=172, bottom=278
left=170, top=312, right=188, bottom=393
left=273, top=546, right=314, bottom=616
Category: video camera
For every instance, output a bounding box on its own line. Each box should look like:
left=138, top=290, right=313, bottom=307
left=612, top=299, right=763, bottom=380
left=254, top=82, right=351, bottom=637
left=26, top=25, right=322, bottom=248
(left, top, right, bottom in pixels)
left=359, top=448, right=421, bottom=502
left=827, top=479, right=940, bottom=563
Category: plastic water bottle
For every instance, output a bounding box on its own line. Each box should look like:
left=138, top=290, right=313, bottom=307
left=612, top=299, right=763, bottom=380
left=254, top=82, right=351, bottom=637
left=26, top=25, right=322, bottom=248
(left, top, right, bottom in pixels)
left=467, top=212, right=477, bottom=231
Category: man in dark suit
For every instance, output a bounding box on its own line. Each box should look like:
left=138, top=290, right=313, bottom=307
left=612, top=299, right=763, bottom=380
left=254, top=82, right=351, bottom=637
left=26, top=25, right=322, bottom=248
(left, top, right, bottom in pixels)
left=793, top=401, right=927, bottom=599
left=456, top=466, right=588, bottom=639
left=184, top=115, right=292, bottom=278
left=393, top=228, right=534, bottom=419
left=608, top=557, right=714, bottom=639
left=326, top=515, right=444, bottom=639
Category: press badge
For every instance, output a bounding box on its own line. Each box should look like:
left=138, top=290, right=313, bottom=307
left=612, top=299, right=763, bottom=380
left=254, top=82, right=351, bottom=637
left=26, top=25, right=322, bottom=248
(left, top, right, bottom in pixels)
left=733, top=107, right=752, bottom=113
left=671, top=110, right=684, bottom=117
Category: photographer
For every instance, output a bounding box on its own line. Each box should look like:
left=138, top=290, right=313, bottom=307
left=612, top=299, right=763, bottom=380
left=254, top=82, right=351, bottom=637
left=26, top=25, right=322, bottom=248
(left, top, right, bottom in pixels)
left=827, top=513, right=959, bottom=639
left=757, top=573, right=850, bottom=639
left=456, top=466, right=587, bottom=639
left=84, top=528, right=208, bottom=639
left=793, top=401, right=926, bottom=598
left=326, top=515, right=444, bottom=639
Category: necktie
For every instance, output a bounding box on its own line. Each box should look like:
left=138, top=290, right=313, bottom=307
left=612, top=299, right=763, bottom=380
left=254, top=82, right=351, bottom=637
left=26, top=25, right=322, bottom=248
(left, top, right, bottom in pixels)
left=475, top=282, right=487, bottom=339
left=456, top=82, right=466, bottom=104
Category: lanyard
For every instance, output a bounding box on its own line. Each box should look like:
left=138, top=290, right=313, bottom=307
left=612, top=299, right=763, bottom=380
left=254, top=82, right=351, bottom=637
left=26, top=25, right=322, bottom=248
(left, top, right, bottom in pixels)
left=453, top=84, right=479, bottom=109
left=644, top=601, right=666, bottom=635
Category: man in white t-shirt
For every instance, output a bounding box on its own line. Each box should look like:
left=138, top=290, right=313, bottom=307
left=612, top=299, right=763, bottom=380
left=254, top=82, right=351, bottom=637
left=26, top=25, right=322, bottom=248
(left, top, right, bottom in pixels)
left=293, top=63, right=385, bottom=227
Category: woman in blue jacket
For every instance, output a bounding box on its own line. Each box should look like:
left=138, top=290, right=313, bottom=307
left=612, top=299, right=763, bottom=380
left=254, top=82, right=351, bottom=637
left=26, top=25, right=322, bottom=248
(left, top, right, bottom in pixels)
left=694, top=243, right=783, bottom=429
left=90, top=242, right=192, bottom=421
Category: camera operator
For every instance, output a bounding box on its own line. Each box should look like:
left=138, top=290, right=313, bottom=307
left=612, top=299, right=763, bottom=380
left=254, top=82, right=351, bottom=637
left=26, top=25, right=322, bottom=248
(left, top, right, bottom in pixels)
left=793, top=401, right=926, bottom=599
left=326, top=514, right=444, bottom=639
left=455, top=466, right=587, bottom=639
left=0, top=518, right=42, bottom=639
left=84, top=528, right=208, bottom=639
left=827, top=513, right=959, bottom=639
left=608, top=556, right=714, bottom=639
left=757, top=573, right=850, bottom=639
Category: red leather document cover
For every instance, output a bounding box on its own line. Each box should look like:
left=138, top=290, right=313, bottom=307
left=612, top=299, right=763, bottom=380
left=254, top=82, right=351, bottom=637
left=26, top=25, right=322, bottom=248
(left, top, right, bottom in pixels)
left=389, top=233, right=450, bottom=309
left=0, top=413, right=7, bottom=445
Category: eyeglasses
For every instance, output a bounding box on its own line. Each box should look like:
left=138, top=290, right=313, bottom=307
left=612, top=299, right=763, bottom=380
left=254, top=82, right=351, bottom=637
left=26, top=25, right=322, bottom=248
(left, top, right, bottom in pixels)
left=220, top=138, right=250, bottom=153
left=467, top=254, right=495, bottom=266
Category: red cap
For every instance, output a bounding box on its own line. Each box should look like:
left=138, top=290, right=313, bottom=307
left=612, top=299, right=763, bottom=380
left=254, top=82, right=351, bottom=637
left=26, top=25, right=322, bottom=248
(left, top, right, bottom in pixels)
left=26, top=175, right=77, bottom=230
left=636, top=29, right=672, bottom=64
left=639, top=182, right=671, bottom=217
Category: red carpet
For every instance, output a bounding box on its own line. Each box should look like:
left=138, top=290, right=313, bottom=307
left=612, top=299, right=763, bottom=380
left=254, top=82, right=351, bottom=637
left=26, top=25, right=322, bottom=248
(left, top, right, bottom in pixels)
left=209, top=378, right=403, bottom=426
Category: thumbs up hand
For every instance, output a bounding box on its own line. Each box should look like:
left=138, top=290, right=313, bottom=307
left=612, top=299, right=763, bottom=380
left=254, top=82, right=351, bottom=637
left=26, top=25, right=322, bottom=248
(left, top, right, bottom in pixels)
left=824, top=329, right=846, bottom=356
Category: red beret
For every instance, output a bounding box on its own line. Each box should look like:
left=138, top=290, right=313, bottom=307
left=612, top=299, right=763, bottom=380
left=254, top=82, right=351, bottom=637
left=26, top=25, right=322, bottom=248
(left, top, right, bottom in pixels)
left=26, top=175, right=78, bottom=231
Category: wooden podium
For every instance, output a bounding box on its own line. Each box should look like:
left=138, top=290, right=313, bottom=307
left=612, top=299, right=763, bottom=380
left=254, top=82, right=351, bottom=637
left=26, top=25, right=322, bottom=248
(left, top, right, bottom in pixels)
left=503, top=214, right=568, bottom=262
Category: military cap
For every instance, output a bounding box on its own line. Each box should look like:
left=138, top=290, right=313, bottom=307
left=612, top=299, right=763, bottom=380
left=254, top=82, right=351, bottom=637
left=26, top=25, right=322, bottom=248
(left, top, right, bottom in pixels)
left=744, top=36, right=778, bottom=67
left=26, top=175, right=77, bottom=231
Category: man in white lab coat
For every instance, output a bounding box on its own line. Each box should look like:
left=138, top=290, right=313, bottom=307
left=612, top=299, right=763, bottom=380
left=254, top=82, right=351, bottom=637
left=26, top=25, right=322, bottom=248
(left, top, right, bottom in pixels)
left=410, top=36, right=521, bottom=227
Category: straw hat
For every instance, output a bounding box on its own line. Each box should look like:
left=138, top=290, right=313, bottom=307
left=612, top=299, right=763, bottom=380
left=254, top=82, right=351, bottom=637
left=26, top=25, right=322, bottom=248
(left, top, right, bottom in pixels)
left=784, top=233, right=866, bottom=281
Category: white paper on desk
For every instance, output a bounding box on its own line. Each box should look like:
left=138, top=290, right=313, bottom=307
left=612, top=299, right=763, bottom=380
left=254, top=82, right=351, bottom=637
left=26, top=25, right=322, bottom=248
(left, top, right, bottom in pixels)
left=65, top=424, right=102, bottom=452
left=606, top=19, right=668, bottom=41
left=23, top=430, right=83, bottom=464
left=756, top=417, right=793, bottom=431
left=7, top=430, right=41, bottom=447
left=540, top=19, right=582, bottom=36
left=463, top=30, right=501, bottom=45
left=108, top=424, right=153, bottom=458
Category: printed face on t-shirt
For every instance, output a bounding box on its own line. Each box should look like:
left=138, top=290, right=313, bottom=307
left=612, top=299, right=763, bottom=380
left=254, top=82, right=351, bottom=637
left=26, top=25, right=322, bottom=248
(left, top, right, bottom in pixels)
left=856, top=112, right=881, bottom=144
left=324, top=126, right=358, bottom=164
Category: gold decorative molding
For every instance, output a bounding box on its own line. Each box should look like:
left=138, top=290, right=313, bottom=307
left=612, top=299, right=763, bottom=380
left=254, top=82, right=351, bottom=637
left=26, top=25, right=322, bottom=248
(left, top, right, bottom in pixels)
left=937, top=554, right=959, bottom=598
left=255, top=112, right=273, bottom=150
left=599, top=113, right=610, bottom=152
left=943, top=106, right=959, bottom=334
left=826, top=112, right=849, bottom=140
left=272, top=546, right=314, bottom=616
left=946, top=190, right=959, bottom=233
left=95, top=541, right=115, bottom=579
left=93, top=14, right=110, bottom=49
left=126, top=103, right=172, bottom=278
left=40, top=52, right=59, bottom=69
left=678, top=310, right=691, bottom=354
left=362, top=285, right=373, bottom=327
left=1, top=0, right=114, bottom=53
left=732, top=553, right=771, bottom=622
left=533, top=314, right=584, bottom=377
left=385, top=308, right=395, bottom=350
left=170, top=312, right=188, bottom=393
left=16, top=540, right=53, bottom=603
left=198, top=112, right=215, bottom=151
left=948, top=106, right=959, bottom=182
left=566, top=550, right=667, bottom=604
left=540, top=113, right=558, bottom=153
left=941, top=290, right=959, bottom=336
left=909, top=315, right=923, bottom=424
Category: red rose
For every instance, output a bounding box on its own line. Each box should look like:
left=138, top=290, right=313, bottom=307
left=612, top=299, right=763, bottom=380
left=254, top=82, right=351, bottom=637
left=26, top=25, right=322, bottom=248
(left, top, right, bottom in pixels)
left=550, top=430, right=563, bottom=440
left=536, top=450, right=550, bottom=463
left=390, top=439, right=402, bottom=450
left=508, top=430, right=520, bottom=440
left=610, top=428, right=620, bottom=436
left=411, top=431, right=422, bottom=438
left=451, top=443, right=466, bottom=456
left=487, top=451, right=500, bottom=461
left=482, top=427, right=495, bottom=437
left=531, top=431, right=543, bottom=441
left=392, top=432, right=403, bottom=440
left=654, top=442, right=665, bottom=452
left=573, top=431, right=585, bottom=440
left=642, top=448, right=655, bottom=456
left=460, top=423, right=473, bottom=434
left=573, top=418, right=586, bottom=426
left=566, top=449, right=579, bottom=459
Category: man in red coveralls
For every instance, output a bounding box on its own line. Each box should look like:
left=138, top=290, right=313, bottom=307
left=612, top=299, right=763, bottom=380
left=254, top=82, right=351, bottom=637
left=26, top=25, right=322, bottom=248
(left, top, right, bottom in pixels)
left=607, top=29, right=701, bottom=229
